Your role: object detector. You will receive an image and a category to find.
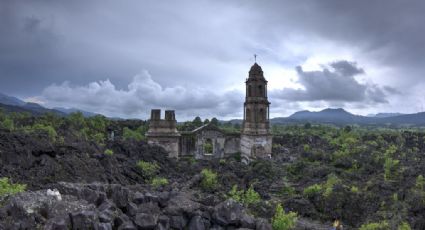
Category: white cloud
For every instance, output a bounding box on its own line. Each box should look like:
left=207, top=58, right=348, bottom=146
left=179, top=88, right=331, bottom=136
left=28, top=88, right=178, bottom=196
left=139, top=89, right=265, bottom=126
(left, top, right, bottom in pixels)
left=41, top=71, right=244, bottom=120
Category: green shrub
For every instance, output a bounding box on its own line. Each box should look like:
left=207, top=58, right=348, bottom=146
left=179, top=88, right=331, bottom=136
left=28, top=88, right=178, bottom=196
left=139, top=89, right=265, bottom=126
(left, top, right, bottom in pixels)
left=384, top=157, right=399, bottom=181
left=151, top=177, right=168, bottom=188
left=272, top=204, right=298, bottom=230
left=416, top=175, right=424, bottom=191
left=227, top=184, right=261, bottom=205
left=359, top=221, right=389, bottom=230
left=123, top=126, right=146, bottom=141
left=200, top=169, right=218, bottom=191
left=92, top=132, right=106, bottom=145
left=323, top=174, right=341, bottom=197
left=0, top=177, right=26, bottom=196
left=32, top=123, right=57, bottom=142
left=303, top=184, right=322, bottom=198
left=137, top=160, right=159, bottom=179
left=0, top=117, right=14, bottom=131
left=244, top=185, right=261, bottom=205
left=228, top=185, right=244, bottom=202
left=104, top=149, right=114, bottom=155
left=350, top=186, right=359, bottom=193
left=281, top=184, right=296, bottom=196
left=398, top=222, right=411, bottom=230
left=303, top=144, right=310, bottom=152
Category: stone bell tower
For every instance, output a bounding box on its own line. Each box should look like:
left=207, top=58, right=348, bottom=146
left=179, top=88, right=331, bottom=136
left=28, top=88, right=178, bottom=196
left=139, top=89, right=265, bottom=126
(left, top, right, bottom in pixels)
left=240, top=62, right=272, bottom=162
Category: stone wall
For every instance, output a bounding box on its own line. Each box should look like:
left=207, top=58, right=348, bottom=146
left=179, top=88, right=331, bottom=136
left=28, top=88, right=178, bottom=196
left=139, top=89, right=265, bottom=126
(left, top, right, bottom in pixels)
left=147, top=137, right=180, bottom=158
left=146, top=110, right=180, bottom=158
left=240, top=134, right=272, bottom=162
left=224, top=136, right=241, bottom=155
left=194, top=130, right=226, bottom=159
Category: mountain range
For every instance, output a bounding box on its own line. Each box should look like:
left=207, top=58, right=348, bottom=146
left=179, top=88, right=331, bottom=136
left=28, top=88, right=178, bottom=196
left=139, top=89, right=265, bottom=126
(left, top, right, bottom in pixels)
left=0, top=92, right=97, bottom=117
left=271, top=108, right=425, bottom=126
left=1, top=92, right=424, bottom=126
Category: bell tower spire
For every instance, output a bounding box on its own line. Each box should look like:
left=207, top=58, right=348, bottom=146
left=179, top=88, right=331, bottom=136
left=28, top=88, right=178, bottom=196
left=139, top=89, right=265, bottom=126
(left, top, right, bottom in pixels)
left=240, top=61, right=272, bottom=163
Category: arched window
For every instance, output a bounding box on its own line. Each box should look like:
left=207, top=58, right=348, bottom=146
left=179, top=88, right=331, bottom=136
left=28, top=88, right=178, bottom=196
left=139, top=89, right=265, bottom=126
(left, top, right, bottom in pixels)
left=203, top=139, right=213, bottom=155
left=246, top=108, right=251, bottom=121
left=258, top=85, right=263, bottom=97
left=248, top=85, right=252, bottom=97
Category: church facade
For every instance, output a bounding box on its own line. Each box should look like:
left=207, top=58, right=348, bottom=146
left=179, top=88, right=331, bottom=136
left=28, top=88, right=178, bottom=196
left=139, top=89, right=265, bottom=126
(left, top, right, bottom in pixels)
left=146, top=62, right=272, bottom=161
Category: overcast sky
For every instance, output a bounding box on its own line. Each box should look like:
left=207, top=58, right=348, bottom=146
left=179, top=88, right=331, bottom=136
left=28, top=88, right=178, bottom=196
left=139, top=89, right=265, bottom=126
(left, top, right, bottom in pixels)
left=1, top=0, right=424, bottom=120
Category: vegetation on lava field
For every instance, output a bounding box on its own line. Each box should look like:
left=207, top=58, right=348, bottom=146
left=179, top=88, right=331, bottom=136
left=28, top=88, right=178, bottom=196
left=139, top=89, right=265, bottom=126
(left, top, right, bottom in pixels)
left=2, top=109, right=425, bottom=228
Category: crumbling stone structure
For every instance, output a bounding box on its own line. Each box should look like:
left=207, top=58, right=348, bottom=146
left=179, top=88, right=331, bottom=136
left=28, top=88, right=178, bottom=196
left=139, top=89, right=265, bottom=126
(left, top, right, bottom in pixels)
left=146, top=109, right=180, bottom=158
left=146, top=62, right=272, bottom=161
left=240, top=62, right=272, bottom=162
left=179, top=123, right=240, bottom=159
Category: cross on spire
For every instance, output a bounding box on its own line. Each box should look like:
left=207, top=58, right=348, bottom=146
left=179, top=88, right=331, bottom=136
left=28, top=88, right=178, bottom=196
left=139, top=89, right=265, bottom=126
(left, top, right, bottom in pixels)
left=254, top=54, right=257, bottom=62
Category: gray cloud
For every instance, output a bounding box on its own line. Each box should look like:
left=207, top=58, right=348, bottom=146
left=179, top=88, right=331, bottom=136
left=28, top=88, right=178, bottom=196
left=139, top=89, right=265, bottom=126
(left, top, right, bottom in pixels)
left=1, top=0, right=424, bottom=117
left=271, top=61, right=394, bottom=104
left=40, top=71, right=243, bottom=119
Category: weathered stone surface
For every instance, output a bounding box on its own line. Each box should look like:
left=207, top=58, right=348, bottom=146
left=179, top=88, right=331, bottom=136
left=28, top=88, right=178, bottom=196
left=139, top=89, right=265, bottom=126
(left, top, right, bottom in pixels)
left=70, top=210, right=99, bottom=230
left=212, top=199, right=244, bottom=226
left=164, top=193, right=201, bottom=216
left=240, top=213, right=256, bottom=229
left=169, top=215, right=188, bottom=230
left=255, top=218, right=272, bottom=230
left=134, top=213, right=158, bottom=229
left=117, top=221, right=136, bottom=230
left=188, top=215, right=209, bottom=230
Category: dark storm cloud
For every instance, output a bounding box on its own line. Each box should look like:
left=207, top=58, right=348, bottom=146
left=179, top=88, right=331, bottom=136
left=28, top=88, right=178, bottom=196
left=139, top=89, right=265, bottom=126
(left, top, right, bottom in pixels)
left=271, top=61, right=395, bottom=104
left=1, top=0, right=424, bottom=117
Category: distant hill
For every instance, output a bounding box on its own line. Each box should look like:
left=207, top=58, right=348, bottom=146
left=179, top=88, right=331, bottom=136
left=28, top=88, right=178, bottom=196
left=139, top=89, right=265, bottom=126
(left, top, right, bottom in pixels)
left=0, top=92, right=96, bottom=117
left=367, top=113, right=405, bottom=118
left=271, top=108, right=369, bottom=125
left=271, top=108, right=425, bottom=126
left=54, top=107, right=98, bottom=117
left=0, top=102, right=65, bottom=116
left=0, top=92, right=26, bottom=106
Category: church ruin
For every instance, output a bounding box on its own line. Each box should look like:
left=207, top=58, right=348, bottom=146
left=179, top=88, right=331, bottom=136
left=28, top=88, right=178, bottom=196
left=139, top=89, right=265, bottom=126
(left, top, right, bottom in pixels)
left=146, top=62, right=272, bottom=161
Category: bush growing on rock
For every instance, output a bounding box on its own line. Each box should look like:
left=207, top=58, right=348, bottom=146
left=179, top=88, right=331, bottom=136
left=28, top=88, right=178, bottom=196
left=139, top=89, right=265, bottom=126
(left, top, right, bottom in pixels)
left=398, top=222, right=411, bottom=230
left=384, top=156, right=399, bottom=181
left=0, top=177, right=26, bottom=196
left=323, top=174, right=341, bottom=198
left=104, top=149, right=114, bottom=155
left=416, top=175, right=424, bottom=191
left=359, top=221, right=389, bottom=230
left=228, top=185, right=244, bottom=202
left=0, top=117, right=14, bottom=131
left=30, top=123, right=58, bottom=142
left=227, top=185, right=261, bottom=206
left=137, top=160, right=159, bottom=179
left=244, top=185, right=261, bottom=205
left=200, top=169, right=218, bottom=191
left=303, top=184, right=322, bottom=198
left=271, top=204, right=297, bottom=230
left=123, top=126, right=146, bottom=141
left=397, top=222, right=411, bottom=230
left=151, top=177, right=168, bottom=188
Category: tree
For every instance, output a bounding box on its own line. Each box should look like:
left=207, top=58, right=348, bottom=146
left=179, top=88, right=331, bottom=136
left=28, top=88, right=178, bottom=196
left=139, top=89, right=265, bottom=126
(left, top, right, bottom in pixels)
left=304, top=122, right=312, bottom=129
left=272, top=204, right=297, bottom=230
left=204, top=119, right=210, bottom=124
left=0, top=117, right=14, bottom=131
left=193, top=116, right=203, bottom=127
left=68, top=112, right=86, bottom=130
left=211, top=117, right=219, bottom=126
